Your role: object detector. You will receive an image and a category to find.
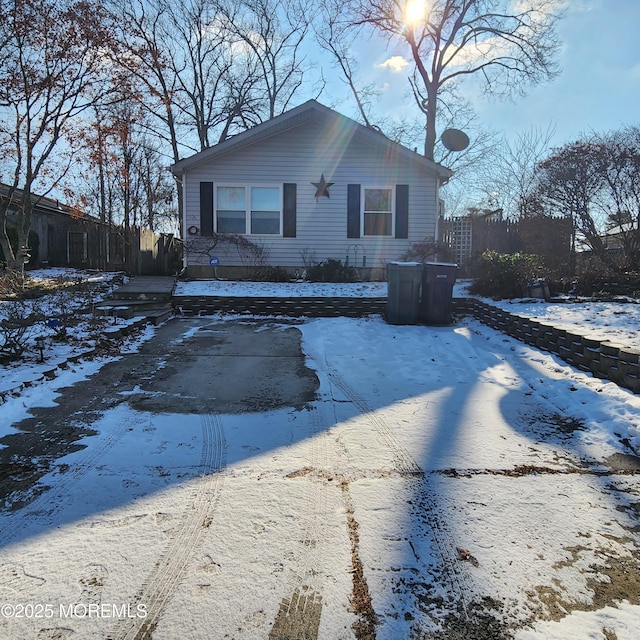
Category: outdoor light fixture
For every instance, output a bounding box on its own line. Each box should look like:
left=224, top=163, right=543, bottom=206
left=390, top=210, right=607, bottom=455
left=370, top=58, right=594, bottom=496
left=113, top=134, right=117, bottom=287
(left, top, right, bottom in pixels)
left=188, top=225, right=199, bottom=235
left=35, top=335, right=45, bottom=362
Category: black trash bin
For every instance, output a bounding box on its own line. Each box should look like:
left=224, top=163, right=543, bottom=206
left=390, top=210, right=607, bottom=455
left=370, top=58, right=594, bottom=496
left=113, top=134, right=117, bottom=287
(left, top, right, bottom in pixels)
left=386, top=262, right=422, bottom=325
left=419, top=262, right=458, bottom=325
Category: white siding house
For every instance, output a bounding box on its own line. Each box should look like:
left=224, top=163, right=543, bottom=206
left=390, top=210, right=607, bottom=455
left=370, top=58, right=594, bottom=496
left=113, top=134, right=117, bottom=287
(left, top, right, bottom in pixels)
left=170, top=100, right=452, bottom=278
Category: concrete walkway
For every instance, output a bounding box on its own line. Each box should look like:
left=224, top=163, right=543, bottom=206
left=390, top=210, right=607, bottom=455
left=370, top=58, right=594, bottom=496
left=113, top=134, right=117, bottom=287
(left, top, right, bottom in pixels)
left=96, top=276, right=176, bottom=324
left=115, top=275, right=176, bottom=298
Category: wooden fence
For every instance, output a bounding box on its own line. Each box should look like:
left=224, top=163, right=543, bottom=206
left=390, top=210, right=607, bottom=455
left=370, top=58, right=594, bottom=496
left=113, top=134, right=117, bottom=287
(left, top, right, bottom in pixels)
left=440, top=216, right=573, bottom=273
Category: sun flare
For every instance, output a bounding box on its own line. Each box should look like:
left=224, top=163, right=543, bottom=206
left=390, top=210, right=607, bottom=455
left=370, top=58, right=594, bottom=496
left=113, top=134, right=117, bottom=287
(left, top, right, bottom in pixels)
left=404, top=0, right=427, bottom=26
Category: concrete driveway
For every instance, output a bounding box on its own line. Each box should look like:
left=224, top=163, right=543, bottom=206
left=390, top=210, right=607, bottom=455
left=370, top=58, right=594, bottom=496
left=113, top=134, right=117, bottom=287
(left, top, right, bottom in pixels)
left=0, top=315, right=639, bottom=640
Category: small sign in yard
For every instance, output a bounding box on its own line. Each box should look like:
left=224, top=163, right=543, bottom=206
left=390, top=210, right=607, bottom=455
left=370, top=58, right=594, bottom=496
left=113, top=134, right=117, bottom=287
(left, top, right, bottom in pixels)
left=209, top=256, right=220, bottom=266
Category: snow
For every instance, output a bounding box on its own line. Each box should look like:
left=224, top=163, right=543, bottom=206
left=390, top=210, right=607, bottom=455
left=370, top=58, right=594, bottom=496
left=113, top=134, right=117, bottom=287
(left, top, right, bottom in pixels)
left=174, top=278, right=387, bottom=298
left=455, top=280, right=640, bottom=351
left=1, top=272, right=640, bottom=638
left=176, top=277, right=640, bottom=349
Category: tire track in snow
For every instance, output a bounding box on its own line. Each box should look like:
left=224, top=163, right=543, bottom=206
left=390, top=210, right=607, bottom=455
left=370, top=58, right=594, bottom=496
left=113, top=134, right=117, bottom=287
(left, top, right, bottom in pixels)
left=108, top=413, right=226, bottom=640
left=326, top=370, right=422, bottom=476
left=324, top=368, right=473, bottom=622
left=269, top=401, right=331, bottom=640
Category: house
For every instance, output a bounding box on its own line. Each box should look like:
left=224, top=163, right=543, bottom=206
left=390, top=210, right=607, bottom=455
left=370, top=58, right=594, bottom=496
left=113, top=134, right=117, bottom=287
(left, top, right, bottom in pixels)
left=170, top=100, right=452, bottom=279
left=0, top=183, right=116, bottom=270
left=1, top=184, right=182, bottom=275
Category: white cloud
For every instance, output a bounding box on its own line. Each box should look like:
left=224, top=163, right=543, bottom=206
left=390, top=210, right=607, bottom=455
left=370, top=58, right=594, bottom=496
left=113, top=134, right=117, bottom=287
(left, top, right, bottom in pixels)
left=377, top=55, right=410, bottom=73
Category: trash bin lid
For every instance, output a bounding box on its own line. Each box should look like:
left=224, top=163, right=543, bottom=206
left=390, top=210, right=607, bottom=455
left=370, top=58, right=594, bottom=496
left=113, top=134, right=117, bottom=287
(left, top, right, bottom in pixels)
left=423, top=262, right=458, bottom=267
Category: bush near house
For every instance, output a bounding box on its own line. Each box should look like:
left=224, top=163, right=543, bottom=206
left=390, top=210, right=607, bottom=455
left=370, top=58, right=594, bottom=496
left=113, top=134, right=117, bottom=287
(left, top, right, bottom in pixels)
left=572, top=268, right=640, bottom=298
left=306, top=258, right=359, bottom=283
left=400, top=238, right=451, bottom=263
left=468, top=251, right=545, bottom=299
left=250, top=265, right=291, bottom=282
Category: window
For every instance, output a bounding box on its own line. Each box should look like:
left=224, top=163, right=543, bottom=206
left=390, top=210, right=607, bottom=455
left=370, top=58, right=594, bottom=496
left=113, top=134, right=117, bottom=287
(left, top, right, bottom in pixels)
left=251, top=187, right=280, bottom=234
left=363, top=187, right=393, bottom=236
left=216, top=185, right=281, bottom=235
left=217, top=186, right=246, bottom=233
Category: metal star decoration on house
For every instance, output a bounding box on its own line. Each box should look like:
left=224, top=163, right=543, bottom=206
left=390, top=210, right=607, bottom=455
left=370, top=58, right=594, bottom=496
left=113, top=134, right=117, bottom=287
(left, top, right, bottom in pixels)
left=311, top=174, right=334, bottom=201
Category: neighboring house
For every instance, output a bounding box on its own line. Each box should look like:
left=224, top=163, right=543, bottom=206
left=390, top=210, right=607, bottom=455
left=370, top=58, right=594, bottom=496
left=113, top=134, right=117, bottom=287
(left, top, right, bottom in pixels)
left=0, top=183, right=118, bottom=270
left=1, top=184, right=181, bottom=275
left=170, top=100, right=452, bottom=279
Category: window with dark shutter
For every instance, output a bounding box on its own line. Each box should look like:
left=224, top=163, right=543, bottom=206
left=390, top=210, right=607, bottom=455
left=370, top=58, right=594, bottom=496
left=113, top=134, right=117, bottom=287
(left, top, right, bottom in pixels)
left=347, top=184, right=360, bottom=238
left=395, top=184, right=409, bottom=239
left=283, top=183, right=296, bottom=237
left=200, top=182, right=214, bottom=236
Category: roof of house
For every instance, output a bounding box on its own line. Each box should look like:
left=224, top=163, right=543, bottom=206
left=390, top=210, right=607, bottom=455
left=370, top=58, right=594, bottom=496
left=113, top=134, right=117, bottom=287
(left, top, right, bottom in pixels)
left=170, top=100, right=453, bottom=180
left=0, top=183, right=102, bottom=222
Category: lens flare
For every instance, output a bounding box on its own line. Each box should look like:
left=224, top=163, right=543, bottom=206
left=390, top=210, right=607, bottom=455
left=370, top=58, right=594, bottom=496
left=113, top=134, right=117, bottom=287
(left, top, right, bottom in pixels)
left=404, top=0, right=427, bottom=26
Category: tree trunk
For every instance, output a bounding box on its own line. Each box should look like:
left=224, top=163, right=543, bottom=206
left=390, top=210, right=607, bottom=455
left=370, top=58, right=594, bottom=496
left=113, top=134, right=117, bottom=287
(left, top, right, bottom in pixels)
left=424, top=87, right=438, bottom=162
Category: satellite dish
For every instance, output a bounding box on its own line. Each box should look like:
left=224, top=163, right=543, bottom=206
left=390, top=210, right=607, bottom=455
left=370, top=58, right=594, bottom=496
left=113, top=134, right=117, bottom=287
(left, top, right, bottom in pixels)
left=441, top=128, right=470, bottom=152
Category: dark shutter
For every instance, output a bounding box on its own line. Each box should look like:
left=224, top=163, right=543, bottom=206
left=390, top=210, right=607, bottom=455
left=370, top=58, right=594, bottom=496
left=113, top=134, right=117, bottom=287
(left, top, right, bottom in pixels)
left=395, top=184, right=409, bottom=239
left=347, top=184, right=360, bottom=238
left=283, top=183, right=297, bottom=237
left=199, top=182, right=214, bottom=236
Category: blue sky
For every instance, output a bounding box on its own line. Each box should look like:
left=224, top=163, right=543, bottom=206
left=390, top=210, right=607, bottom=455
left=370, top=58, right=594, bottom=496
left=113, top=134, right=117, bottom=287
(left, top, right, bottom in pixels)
left=473, top=0, right=640, bottom=146
left=329, top=0, right=640, bottom=149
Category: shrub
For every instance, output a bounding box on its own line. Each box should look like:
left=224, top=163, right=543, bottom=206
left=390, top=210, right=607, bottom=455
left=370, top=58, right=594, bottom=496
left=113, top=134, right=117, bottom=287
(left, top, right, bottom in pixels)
left=250, top=265, right=291, bottom=282
left=306, top=258, right=359, bottom=283
left=400, top=238, right=451, bottom=263
left=468, top=251, right=544, bottom=299
left=0, top=300, right=37, bottom=361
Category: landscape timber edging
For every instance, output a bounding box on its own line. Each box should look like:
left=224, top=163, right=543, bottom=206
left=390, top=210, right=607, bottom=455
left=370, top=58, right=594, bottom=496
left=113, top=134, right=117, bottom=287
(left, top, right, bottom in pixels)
left=172, top=296, right=387, bottom=318
left=169, top=294, right=640, bottom=395
left=453, top=298, right=640, bottom=394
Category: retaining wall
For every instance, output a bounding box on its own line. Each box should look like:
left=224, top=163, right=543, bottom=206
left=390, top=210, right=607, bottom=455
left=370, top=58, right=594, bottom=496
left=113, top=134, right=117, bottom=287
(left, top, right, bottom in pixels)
left=453, top=298, right=640, bottom=394
left=171, top=294, right=640, bottom=395
left=173, top=296, right=387, bottom=318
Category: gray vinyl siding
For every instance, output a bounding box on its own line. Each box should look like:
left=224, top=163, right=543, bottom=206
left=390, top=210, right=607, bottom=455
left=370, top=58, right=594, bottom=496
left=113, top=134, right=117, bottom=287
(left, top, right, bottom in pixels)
left=183, top=117, right=439, bottom=269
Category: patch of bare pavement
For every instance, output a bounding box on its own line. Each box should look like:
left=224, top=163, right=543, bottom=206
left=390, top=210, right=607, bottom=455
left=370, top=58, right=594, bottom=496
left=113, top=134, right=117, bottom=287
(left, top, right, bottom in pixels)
left=0, top=318, right=317, bottom=510
left=0, top=317, right=639, bottom=639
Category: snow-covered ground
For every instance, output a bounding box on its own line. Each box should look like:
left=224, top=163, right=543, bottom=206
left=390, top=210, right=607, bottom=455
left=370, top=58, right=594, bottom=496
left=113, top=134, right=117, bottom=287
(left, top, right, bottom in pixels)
left=176, top=277, right=640, bottom=350
left=0, top=268, right=136, bottom=397
left=0, top=272, right=639, bottom=639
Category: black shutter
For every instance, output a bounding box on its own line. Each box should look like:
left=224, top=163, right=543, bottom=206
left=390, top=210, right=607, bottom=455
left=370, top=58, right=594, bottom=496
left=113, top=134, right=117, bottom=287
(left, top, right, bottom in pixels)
left=347, top=184, right=360, bottom=238
left=283, top=183, right=297, bottom=237
left=200, top=182, right=214, bottom=236
left=395, top=184, right=409, bottom=239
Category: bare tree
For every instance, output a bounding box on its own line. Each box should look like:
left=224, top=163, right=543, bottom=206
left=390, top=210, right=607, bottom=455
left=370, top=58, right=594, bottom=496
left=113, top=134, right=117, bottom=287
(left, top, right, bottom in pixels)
left=82, top=91, right=178, bottom=234
left=535, top=139, right=608, bottom=273
left=595, top=127, right=640, bottom=270
left=330, top=0, right=562, bottom=160
left=481, top=125, right=557, bottom=220
left=220, top=0, right=314, bottom=123
left=110, top=0, right=183, bottom=161
left=137, top=141, right=178, bottom=233
left=314, top=0, right=378, bottom=126
left=106, top=0, right=232, bottom=240
left=163, top=0, right=239, bottom=151
left=0, top=0, right=118, bottom=273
